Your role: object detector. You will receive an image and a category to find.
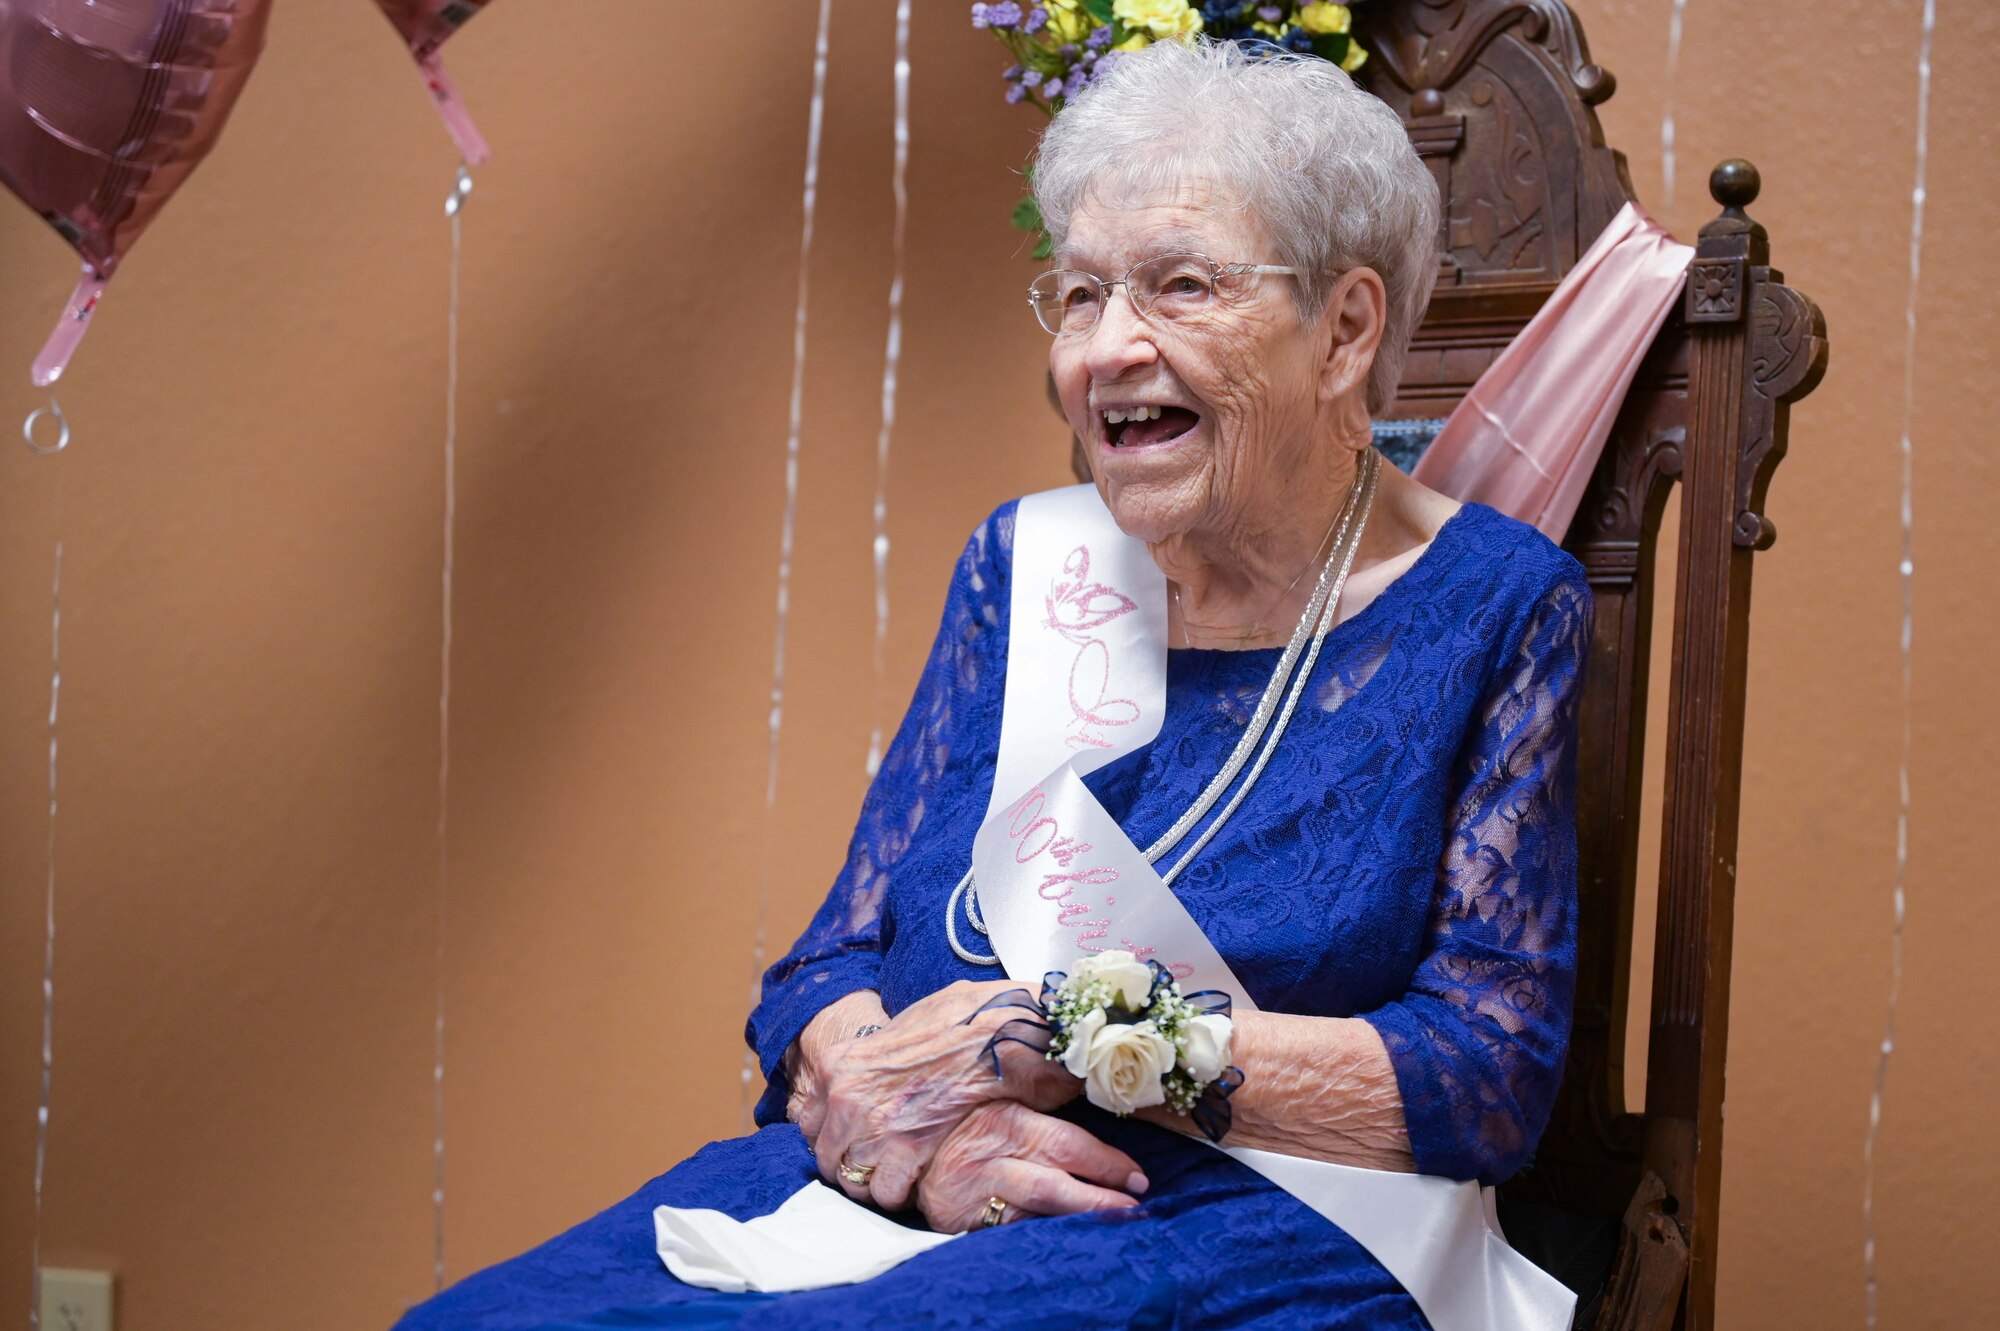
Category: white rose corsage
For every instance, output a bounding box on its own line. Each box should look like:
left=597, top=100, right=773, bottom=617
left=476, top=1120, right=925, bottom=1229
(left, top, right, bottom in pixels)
left=964, top=950, right=1244, bottom=1142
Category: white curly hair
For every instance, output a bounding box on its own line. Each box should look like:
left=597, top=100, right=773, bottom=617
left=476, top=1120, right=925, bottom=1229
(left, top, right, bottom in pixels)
left=1033, top=38, right=1441, bottom=414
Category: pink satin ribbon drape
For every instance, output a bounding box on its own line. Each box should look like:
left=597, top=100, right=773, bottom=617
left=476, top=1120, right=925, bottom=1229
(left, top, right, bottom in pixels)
left=1412, top=202, right=1695, bottom=539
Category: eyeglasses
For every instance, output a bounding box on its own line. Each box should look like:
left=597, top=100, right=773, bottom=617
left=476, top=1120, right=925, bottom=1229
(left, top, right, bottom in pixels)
left=1027, top=251, right=1302, bottom=337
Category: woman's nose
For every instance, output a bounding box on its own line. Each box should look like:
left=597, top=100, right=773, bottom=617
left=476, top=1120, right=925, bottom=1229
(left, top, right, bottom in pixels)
left=1082, top=287, right=1159, bottom=379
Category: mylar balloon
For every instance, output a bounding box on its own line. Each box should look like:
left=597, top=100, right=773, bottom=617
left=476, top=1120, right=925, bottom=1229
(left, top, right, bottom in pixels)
left=371, top=0, right=495, bottom=165
left=0, top=0, right=272, bottom=385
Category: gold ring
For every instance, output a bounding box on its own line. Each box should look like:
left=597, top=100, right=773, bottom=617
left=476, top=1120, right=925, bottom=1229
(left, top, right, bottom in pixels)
left=979, top=1195, right=1009, bottom=1229
left=836, top=1153, right=876, bottom=1186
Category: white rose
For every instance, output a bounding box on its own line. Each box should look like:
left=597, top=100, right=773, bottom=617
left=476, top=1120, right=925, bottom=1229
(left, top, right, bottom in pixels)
left=1178, top=1012, right=1234, bottom=1083
left=1077, top=1019, right=1176, bottom=1115
left=1059, top=1006, right=1107, bottom=1079
left=1071, top=950, right=1156, bottom=1011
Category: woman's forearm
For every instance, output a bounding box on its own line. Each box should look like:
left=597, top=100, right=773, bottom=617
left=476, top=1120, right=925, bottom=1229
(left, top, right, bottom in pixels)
left=1144, top=1011, right=1414, bottom=1169
left=1227, top=1012, right=1413, bottom=1167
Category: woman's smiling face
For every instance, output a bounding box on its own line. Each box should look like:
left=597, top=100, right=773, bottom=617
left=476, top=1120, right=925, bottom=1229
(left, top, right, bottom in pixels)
left=1048, top=183, right=1330, bottom=550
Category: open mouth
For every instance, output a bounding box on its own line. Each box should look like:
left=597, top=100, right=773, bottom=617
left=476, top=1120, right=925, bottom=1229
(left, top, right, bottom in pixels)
left=1101, top=404, right=1201, bottom=449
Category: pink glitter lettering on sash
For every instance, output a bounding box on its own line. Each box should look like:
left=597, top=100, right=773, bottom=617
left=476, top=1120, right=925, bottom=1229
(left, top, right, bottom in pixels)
left=1043, top=546, right=1144, bottom=751
left=997, top=785, right=1188, bottom=967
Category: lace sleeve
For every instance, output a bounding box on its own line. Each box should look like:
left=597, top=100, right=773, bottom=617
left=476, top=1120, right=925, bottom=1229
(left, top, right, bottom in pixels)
left=744, top=506, right=1012, bottom=1125
left=1363, top=567, right=1593, bottom=1184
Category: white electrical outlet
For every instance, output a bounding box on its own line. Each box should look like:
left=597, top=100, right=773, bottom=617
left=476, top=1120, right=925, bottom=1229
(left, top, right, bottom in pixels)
left=38, top=1268, right=113, bottom=1331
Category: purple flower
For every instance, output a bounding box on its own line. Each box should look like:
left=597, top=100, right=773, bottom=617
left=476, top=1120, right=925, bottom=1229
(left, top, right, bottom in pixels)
left=1256, top=4, right=1282, bottom=20
left=1024, top=6, right=1048, bottom=32
left=1085, top=24, right=1113, bottom=49
left=1005, top=82, right=1028, bottom=103
left=1003, top=63, right=1024, bottom=79
left=1042, top=72, right=1067, bottom=97
left=1059, top=42, right=1078, bottom=58
left=1063, top=68, right=1089, bottom=98
left=976, top=1, right=1024, bottom=29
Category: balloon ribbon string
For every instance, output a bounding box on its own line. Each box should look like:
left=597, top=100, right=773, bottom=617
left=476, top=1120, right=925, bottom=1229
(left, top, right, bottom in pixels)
left=27, top=444, right=64, bottom=1331
left=1661, top=0, right=1689, bottom=209
left=866, top=0, right=911, bottom=778
left=1865, top=1, right=1930, bottom=1324
left=747, top=0, right=833, bottom=1127
left=435, top=163, right=472, bottom=1294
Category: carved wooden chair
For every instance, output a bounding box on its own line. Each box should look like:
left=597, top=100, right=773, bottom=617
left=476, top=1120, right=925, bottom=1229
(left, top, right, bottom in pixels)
left=1049, top=3, right=1829, bottom=1326
left=1353, top=4, right=1829, bottom=1327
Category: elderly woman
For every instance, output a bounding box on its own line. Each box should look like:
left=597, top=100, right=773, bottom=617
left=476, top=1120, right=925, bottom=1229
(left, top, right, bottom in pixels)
left=398, top=38, right=1589, bottom=1331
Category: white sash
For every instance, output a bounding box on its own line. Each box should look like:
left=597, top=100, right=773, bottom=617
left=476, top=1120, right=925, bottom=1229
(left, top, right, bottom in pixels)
left=970, top=485, right=1249, bottom=1002
left=970, top=485, right=1576, bottom=1331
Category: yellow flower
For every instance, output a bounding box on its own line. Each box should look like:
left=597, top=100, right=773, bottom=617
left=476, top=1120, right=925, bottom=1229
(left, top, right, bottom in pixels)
left=1112, top=0, right=1203, bottom=41
left=1340, top=42, right=1368, bottom=72
left=1047, top=0, right=1091, bottom=43
left=1295, top=3, right=1352, bottom=36
left=1115, top=32, right=1152, bottom=51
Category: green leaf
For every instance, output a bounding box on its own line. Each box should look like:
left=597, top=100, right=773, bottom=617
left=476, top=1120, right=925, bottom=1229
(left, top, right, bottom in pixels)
left=1310, top=33, right=1350, bottom=65
left=1082, top=0, right=1114, bottom=23
left=1011, top=195, right=1044, bottom=232
left=1032, top=231, right=1055, bottom=261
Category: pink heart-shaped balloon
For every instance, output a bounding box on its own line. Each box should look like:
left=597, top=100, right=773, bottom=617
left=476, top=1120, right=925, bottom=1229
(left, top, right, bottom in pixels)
left=0, top=0, right=273, bottom=384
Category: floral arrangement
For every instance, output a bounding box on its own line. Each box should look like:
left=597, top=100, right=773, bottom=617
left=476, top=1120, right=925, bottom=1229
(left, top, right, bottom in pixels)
left=971, top=2, right=1372, bottom=255
left=967, top=950, right=1245, bottom=1141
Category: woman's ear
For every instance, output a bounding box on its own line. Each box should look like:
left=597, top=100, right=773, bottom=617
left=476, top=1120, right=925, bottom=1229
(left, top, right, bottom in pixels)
left=1315, top=266, right=1388, bottom=410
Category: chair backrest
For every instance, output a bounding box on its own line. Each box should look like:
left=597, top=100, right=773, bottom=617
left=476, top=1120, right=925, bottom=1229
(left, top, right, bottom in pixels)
left=1351, top=4, right=1828, bottom=1328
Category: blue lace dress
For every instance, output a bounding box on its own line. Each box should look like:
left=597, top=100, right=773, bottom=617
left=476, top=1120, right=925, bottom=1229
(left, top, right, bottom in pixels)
left=395, top=497, right=1591, bottom=1331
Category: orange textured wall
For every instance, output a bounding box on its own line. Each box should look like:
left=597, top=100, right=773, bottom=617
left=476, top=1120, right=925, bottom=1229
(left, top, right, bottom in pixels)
left=0, top=2, right=1992, bottom=1326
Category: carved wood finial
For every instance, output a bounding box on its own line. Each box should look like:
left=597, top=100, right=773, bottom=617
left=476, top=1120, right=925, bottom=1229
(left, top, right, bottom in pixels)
left=1681, top=158, right=1827, bottom=549
left=1695, top=157, right=1768, bottom=260
left=1688, top=158, right=1769, bottom=326
left=1708, top=158, right=1760, bottom=214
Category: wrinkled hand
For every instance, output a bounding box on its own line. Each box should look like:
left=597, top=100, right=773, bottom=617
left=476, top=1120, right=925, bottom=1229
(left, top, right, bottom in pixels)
left=805, top=980, right=1079, bottom=1211
left=784, top=991, right=887, bottom=1132
left=916, top=1100, right=1147, bottom=1233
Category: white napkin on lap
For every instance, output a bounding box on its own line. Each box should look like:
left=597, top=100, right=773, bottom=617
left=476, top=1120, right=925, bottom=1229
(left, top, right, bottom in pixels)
left=654, top=1181, right=960, bottom=1294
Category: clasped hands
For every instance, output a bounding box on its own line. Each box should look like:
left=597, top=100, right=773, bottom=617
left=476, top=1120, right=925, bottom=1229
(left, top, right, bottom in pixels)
left=787, top=981, right=1150, bottom=1233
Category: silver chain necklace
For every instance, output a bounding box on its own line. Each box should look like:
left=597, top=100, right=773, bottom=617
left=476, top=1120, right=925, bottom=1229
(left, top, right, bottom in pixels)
left=946, top=448, right=1382, bottom=966
left=1173, top=497, right=1347, bottom=650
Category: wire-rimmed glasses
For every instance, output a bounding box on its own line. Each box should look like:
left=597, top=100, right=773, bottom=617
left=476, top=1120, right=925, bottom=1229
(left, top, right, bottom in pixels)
left=1027, top=251, right=1302, bottom=336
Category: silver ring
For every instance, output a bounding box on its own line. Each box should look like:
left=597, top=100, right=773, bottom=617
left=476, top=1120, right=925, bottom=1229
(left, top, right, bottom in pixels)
left=23, top=398, right=69, bottom=455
